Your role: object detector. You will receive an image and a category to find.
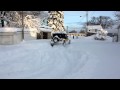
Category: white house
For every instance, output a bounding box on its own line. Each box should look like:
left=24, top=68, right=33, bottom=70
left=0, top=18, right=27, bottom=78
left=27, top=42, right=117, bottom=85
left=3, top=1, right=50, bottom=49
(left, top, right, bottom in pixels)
left=87, top=25, right=103, bottom=33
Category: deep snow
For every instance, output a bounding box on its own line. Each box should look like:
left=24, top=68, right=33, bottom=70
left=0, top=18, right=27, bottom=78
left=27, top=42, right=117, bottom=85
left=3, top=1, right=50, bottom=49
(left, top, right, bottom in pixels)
left=0, top=36, right=120, bottom=79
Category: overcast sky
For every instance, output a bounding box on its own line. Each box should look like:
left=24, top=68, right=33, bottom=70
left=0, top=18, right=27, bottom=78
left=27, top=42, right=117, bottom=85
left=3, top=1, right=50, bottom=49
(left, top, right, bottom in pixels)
left=64, top=11, right=115, bottom=31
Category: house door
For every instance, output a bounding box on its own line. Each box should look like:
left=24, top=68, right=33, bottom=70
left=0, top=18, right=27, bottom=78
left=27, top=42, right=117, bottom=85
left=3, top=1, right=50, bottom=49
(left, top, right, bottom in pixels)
left=43, top=32, right=48, bottom=39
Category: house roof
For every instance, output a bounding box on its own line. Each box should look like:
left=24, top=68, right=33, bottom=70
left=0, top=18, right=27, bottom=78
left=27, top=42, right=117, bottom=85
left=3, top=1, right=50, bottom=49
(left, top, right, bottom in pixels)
left=0, top=27, right=52, bottom=33
left=69, top=30, right=77, bottom=33
left=40, top=25, right=52, bottom=29
left=0, top=28, right=21, bottom=32
left=39, top=27, right=51, bottom=32
left=87, top=25, right=103, bottom=30
left=39, top=25, right=52, bottom=32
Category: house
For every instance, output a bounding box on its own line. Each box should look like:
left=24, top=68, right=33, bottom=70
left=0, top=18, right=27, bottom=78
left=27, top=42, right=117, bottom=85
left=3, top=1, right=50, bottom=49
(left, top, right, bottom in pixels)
left=78, top=33, right=86, bottom=36
left=87, top=25, right=103, bottom=36
left=68, top=30, right=86, bottom=37
left=69, top=30, right=78, bottom=36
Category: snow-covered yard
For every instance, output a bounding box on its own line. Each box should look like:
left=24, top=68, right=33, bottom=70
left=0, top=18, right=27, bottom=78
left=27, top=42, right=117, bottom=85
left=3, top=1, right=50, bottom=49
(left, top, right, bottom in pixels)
left=0, top=36, right=120, bottom=79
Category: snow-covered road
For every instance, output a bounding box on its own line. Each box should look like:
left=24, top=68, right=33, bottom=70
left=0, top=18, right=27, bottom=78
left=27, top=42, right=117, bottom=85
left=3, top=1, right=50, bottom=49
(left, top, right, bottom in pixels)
left=0, top=36, right=120, bottom=79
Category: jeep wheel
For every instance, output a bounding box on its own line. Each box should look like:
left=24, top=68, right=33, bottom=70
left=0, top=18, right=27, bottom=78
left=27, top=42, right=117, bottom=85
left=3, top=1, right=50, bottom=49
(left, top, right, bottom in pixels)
left=53, top=37, right=58, bottom=43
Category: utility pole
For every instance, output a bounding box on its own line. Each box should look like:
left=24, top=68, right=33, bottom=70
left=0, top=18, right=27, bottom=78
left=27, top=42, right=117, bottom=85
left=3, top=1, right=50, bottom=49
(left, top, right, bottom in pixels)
left=22, top=11, right=24, bottom=40
left=66, top=26, right=68, bottom=33
left=86, top=11, right=88, bottom=36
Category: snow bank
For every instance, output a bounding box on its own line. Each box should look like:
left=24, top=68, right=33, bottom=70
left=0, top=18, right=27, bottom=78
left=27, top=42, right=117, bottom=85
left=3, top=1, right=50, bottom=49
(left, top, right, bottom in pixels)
left=0, top=36, right=120, bottom=79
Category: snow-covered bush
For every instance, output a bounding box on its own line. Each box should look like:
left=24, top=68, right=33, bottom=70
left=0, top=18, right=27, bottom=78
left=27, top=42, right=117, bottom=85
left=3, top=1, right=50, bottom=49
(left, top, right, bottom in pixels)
left=94, top=29, right=108, bottom=40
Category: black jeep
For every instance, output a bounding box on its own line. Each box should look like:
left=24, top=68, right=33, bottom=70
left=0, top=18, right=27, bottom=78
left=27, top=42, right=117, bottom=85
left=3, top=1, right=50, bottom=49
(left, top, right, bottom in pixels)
left=50, top=33, right=71, bottom=46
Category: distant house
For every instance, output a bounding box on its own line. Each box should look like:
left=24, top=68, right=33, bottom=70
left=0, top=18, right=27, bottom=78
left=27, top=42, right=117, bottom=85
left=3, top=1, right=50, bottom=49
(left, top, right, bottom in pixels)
left=79, top=33, right=86, bottom=36
left=68, top=30, right=86, bottom=37
left=69, top=30, right=77, bottom=33
left=87, top=25, right=103, bottom=36
left=68, top=30, right=78, bottom=36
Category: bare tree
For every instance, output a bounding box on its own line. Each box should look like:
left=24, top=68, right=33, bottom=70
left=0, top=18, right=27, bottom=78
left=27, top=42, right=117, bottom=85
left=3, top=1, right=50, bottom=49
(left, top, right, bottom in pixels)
left=114, top=11, right=120, bottom=29
left=87, top=16, right=114, bottom=29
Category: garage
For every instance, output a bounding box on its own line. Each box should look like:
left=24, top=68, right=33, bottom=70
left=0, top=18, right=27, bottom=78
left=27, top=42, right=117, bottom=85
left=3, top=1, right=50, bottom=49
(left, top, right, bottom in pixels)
left=37, top=26, right=52, bottom=39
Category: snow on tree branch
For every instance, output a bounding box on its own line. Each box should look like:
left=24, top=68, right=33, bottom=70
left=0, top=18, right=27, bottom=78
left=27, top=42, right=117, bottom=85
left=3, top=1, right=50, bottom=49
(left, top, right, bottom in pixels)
left=24, top=15, right=41, bottom=33
left=0, top=11, right=50, bottom=28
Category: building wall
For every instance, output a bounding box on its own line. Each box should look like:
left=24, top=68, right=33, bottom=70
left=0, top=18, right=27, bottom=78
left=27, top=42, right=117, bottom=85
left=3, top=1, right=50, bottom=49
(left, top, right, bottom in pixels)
left=0, top=32, right=14, bottom=45
left=0, top=31, right=38, bottom=45
left=87, top=29, right=97, bottom=33
left=0, top=32, right=23, bottom=45
left=47, top=32, right=51, bottom=39
left=13, top=32, right=23, bottom=44
left=24, top=31, right=37, bottom=41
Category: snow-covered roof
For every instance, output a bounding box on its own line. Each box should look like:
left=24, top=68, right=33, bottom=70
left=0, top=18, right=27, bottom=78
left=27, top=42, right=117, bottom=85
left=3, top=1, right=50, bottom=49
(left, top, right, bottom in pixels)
left=0, top=27, right=52, bottom=33
left=39, top=25, right=52, bottom=32
left=87, top=25, right=103, bottom=30
left=39, top=27, right=51, bottom=32
left=0, top=28, right=22, bottom=32
left=40, top=25, right=52, bottom=29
